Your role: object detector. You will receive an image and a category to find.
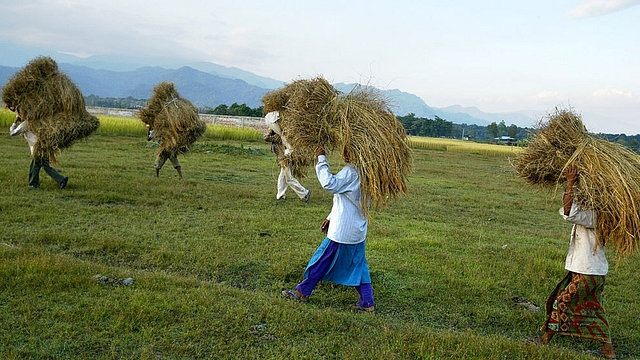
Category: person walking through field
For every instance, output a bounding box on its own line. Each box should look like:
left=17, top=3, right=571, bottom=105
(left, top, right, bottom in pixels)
left=282, top=145, right=374, bottom=312
left=264, top=129, right=311, bottom=202
left=9, top=108, right=68, bottom=189
left=147, top=125, right=183, bottom=180
left=264, top=111, right=292, bottom=156
left=531, top=166, right=616, bottom=359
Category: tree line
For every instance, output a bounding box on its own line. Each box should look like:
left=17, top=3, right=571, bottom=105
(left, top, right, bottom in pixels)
left=85, top=95, right=264, bottom=117
left=397, top=113, right=530, bottom=143
left=84, top=95, right=639, bottom=151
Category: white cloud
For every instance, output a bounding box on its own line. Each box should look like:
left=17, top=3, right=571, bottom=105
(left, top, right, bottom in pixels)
left=569, top=0, right=640, bottom=18
left=592, top=88, right=634, bottom=98
left=536, top=90, right=560, bottom=99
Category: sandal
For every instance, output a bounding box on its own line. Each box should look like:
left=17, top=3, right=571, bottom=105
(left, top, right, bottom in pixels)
left=351, top=304, right=375, bottom=313
left=281, top=289, right=309, bottom=302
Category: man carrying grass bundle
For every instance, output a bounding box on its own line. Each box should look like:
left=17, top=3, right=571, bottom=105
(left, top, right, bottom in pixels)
left=147, top=125, right=183, bottom=180
left=264, top=111, right=292, bottom=156
left=264, top=129, right=310, bottom=202
left=2, top=56, right=99, bottom=189
left=532, top=166, right=615, bottom=359
left=282, top=145, right=374, bottom=312
left=9, top=109, right=68, bottom=189
left=139, top=82, right=207, bottom=181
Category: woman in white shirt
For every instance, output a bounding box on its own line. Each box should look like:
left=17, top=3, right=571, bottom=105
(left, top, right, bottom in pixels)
left=533, top=166, right=615, bottom=359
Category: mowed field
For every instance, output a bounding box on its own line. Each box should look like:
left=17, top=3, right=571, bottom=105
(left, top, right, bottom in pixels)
left=1, top=112, right=639, bottom=359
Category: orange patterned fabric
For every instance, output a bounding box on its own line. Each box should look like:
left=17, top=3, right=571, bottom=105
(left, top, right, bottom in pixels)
left=542, top=272, right=611, bottom=342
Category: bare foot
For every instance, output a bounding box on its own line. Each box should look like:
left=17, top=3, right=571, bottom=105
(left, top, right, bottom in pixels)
left=528, top=330, right=554, bottom=345
left=599, top=342, right=616, bottom=359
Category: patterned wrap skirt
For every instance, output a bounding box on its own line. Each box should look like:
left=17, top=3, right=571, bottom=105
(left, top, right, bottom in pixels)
left=542, top=271, right=611, bottom=343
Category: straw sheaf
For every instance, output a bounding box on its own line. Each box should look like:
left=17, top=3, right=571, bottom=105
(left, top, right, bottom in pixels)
left=139, top=82, right=207, bottom=157
left=261, top=77, right=412, bottom=217
left=1, top=56, right=100, bottom=162
left=513, top=108, right=640, bottom=258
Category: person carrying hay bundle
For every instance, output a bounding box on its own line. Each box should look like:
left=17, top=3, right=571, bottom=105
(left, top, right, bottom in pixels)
left=513, top=108, right=640, bottom=358
left=282, top=145, right=374, bottom=312
left=264, top=129, right=311, bottom=202
left=529, top=166, right=616, bottom=359
left=146, top=125, right=183, bottom=180
left=2, top=56, right=100, bottom=189
left=264, top=111, right=293, bottom=156
left=139, top=82, right=207, bottom=180
left=9, top=112, right=67, bottom=189
left=274, top=77, right=411, bottom=311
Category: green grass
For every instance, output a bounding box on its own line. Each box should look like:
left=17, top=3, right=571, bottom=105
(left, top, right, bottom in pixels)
left=1, top=112, right=639, bottom=359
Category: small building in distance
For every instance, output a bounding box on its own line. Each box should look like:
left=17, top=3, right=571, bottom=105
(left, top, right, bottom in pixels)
left=494, top=136, right=516, bottom=145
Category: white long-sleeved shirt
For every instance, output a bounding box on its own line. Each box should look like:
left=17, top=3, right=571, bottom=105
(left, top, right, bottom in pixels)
left=560, top=201, right=608, bottom=276
left=10, top=121, right=37, bottom=155
left=315, top=155, right=368, bottom=244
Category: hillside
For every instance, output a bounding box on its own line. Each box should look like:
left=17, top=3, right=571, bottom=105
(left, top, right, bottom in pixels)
left=0, top=61, right=535, bottom=127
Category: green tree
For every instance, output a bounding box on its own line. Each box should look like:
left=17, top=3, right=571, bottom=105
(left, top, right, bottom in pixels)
left=487, top=122, right=498, bottom=139
left=212, top=104, right=229, bottom=115
left=497, top=120, right=507, bottom=137
left=226, top=103, right=253, bottom=116
left=507, top=124, right=518, bottom=138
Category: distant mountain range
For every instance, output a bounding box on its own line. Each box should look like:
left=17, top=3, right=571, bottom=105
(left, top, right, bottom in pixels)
left=0, top=48, right=538, bottom=128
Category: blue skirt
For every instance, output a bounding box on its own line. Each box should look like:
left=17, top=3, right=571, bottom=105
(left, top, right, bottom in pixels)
left=303, top=237, right=371, bottom=286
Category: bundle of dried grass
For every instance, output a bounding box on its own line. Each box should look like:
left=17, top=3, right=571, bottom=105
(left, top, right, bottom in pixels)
left=139, top=82, right=207, bottom=157
left=262, top=77, right=412, bottom=217
left=1, top=56, right=100, bottom=162
left=513, top=108, right=640, bottom=258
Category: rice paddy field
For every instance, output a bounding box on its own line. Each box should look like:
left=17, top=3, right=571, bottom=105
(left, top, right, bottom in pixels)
left=95, top=115, right=264, bottom=141
left=1, top=109, right=639, bottom=359
left=408, top=136, right=524, bottom=157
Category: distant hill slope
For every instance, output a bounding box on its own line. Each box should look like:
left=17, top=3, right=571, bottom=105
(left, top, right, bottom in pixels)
left=439, top=105, right=537, bottom=128
left=0, top=61, right=535, bottom=127
left=0, top=64, right=269, bottom=108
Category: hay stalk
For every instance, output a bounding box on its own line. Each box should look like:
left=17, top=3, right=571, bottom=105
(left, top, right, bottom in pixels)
left=513, top=108, right=640, bottom=258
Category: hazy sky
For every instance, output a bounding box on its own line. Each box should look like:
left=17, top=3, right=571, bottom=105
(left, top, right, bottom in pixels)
left=1, top=0, right=639, bottom=134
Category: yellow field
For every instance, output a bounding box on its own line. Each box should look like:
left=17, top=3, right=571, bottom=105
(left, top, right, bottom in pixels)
left=95, top=115, right=147, bottom=136
left=96, top=115, right=262, bottom=141
left=2, top=110, right=519, bottom=153
left=408, top=136, right=523, bottom=157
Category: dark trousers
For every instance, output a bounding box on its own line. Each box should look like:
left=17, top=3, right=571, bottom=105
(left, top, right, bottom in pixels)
left=29, top=157, right=66, bottom=188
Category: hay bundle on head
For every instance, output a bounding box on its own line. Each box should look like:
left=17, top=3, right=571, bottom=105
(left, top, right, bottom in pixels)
left=262, top=77, right=342, bottom=178
left=337, top=86, right=412, bottom=216
left=1, top=56, right=100, bottom=162
left=262, top=77, right=342, bottom=148
left=139, top=82, right=207, bottom=157
left=513, top=108, right=640, bottom=258
left=262, top=77, right=412, bottom=217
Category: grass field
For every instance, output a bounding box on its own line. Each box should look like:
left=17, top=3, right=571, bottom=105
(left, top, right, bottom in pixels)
left=1, top=111, right=639, bottom=359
